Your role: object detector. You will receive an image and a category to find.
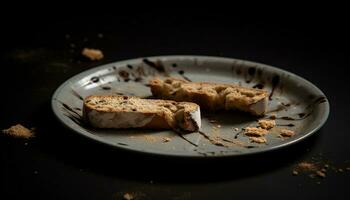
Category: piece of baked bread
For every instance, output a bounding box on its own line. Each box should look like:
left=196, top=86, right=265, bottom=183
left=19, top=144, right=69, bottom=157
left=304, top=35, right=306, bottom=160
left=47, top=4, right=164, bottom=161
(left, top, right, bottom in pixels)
left=83, top=95, right=201, bottom=132
left=149, top=77, right=268, bottom=116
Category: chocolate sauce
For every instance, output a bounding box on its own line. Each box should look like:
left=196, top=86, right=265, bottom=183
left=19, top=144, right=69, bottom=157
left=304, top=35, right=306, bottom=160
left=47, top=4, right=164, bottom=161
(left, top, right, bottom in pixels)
left=178, top=70, right=192, bottom=82
left=269, top=75, right=280, bottom=100
left=117, top=143, right=128, bottom=146
left=248, top=67, right=256, bottom=76
left=252, top=83, right=264, bottom=89
left=90, top=76, right=99, bottom=83
left=101, top=86, right=111, bottom=90
left=58, top=100, right=85, bottom=126
left=172, top=63, right=177, bottom=68
left=74, top=107, right=82, bottom=111
left=127, top=64, right=133, bottom=69
left=277, top=123, right=295, bottom=127
left=71, top=89, right=83, bottom=101
left=142, top=58, right=167, bottom=74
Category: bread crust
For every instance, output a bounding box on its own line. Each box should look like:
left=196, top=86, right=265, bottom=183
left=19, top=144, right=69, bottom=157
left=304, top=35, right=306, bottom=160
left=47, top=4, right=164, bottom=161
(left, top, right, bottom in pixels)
left=83, top=95, right=201, bottom=132
left=149, top=77, right=268, bottom=116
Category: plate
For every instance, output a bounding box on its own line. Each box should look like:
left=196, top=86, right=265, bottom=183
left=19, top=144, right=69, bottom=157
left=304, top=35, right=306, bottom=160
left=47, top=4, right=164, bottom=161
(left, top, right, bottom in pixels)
left=51, top=55, right=329, bottom=157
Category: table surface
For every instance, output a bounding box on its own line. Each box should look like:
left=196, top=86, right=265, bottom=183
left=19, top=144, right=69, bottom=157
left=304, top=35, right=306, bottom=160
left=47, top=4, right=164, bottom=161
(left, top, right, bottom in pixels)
left=1, top=13, right=349, bottom=200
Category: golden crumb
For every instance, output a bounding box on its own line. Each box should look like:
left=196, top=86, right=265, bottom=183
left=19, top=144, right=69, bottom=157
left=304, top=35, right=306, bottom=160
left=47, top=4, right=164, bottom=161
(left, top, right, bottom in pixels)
left=297, top=162, right=317, bottom=171
left=258, top=119, right=276, bottom=129
left=243, top=127, right=268, bottom=137
left=292, top=170, right=299, bottom=176
left=280, top=129, right=295, bottom=137
left=249, top=137, right=267, bottom=143
left=82, top=48, right=104, bottom=61
left=2, top=124, right=35, bottom=139
left=123, top=193, right=134, bottom=200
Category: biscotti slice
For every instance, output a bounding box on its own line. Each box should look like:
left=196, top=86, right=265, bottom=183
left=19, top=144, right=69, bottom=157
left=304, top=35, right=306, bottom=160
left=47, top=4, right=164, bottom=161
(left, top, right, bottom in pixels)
left=83, top=95, right=201, bottom=132
left=149, top=77, right=268, bottom=116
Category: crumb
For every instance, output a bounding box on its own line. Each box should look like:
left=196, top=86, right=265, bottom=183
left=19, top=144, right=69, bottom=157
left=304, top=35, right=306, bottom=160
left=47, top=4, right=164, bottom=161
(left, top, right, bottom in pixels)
left=321, top=168, right=327, bottom=173
left=280, top=129, right=295, bottom=137
left=249, top=137, right=267, bottom=143
left=123, top=193, right=134, bottom=200
left=297, top=162, right=317, bottom=171
left=216, top=124, right=221, bottom=128
left=24, top=142, right=28, bottom=146
left=233, top=128, right=239, bottom=131
left=316, top=171, right=326, bottom=178
left=338, top=168, right=344, bottom=173
left=316, top=181, right=321, bottom=185
left=346, top=167, right=350, bottom=171
left=292, top=170, right=299, bottom=176
left=2, top=124, right=35, bottom=139
left=258, top=119, right=276, bottom=129
left=324, top=164, right=329, bottom=169
left=82, top=48, right=104, bottom=61
left=162, top=137, right=171, bottom=143
left=243, top=127, right=268, bottom=137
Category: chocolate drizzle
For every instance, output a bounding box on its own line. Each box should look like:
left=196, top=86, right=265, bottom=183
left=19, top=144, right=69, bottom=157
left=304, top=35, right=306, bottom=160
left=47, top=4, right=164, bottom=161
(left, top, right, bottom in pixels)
left=57, top=100, right=85, bottom=126
left=178, top=70, right=192, bottom=82
left=71, top=89, right=83, bottom=101
left=142, top=58, right=168, bottom=76
left=269, top=75, right=280, bottom=100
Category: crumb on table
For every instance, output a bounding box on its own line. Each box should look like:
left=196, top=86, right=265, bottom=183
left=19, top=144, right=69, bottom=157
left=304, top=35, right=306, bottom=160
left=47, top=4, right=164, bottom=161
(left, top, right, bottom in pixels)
left=82, top=48, right=104, bottom=61
left=123, top=193, right=134, bottom=200
left=2, top=124, right=35, bottom=139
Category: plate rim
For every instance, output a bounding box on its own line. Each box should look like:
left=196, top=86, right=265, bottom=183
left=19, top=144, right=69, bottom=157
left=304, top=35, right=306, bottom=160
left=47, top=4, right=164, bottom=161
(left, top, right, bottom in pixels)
left=51, top=55, right=330, bottom=158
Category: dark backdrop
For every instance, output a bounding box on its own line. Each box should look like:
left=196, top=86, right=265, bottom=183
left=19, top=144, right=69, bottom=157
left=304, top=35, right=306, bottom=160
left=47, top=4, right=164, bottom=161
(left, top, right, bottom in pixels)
left=1, top=10, right=349, bottom=200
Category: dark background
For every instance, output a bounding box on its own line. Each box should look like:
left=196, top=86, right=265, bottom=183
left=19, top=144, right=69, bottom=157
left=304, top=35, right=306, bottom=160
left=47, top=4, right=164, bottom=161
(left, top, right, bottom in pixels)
left=1, top=10, right=349, bottom=199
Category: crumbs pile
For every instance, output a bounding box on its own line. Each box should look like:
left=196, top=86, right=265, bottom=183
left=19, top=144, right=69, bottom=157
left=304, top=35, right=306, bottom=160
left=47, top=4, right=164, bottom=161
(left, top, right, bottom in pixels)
left=243, top=119, right=295, bottom=144
left=2, top=124, right=35, bottom=139
left=292, top=156, right=350, bottom=183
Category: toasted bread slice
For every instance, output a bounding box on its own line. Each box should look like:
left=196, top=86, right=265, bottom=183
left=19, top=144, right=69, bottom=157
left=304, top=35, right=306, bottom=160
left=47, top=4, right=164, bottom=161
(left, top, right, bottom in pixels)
left=149, top=77, right=268, bottom=116
left=83, top=95, right=201, bottom=132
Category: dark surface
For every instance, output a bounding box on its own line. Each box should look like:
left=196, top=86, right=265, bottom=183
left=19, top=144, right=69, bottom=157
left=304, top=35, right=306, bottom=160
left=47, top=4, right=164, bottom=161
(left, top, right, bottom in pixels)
left=1, top=12, right=349, bottom=200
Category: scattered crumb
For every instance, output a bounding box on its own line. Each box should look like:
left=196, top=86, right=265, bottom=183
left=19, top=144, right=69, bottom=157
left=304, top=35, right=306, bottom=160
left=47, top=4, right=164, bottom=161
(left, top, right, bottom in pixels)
left=249, top=137, right=267, bottom=144
left=280, top=129, right=295, bottom=137
left=258, top=119, right=276, bottom=129
left=162, top=137, right=171, bottom=143
left=338, top=168, right=344, bottom=173
left=321, top=168, right=327, bottom=173
left=123, top=193, right=134, bottom=200
left=2, top=124, right=35, bottom=139
left=297, top=162, right=317, bottom=171
left=243, top=127, right=268, bottom=137
left=233, top=128, right=239, bottom=131
left=316, top=171, right=326, bottom=178
left=324, top=164, right=329, bottom=168
left=82, top=48, right=104, bottom=61
left=292, top=170, right=299, bottom=176
left=24, top=142, right=28, bottom=146
left=317, top=181, right=321, bottom=185
left=346, top=167, right=350, bottom=171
